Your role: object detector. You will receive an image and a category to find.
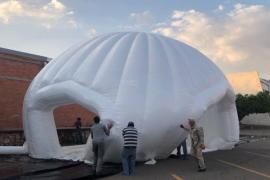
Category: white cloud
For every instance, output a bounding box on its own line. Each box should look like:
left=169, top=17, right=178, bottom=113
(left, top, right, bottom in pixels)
left=41, top=22, right=52, bottom=29
left=0, top=0, right=22, bottom=24
left=0, top=0, right=98, bottom=60
left=67, top=11, right=74, bottom=15
left=67, top=19, right=78, bottom=29
left=172, top=10, right=184, bottom=19
left=118, top=10, right=155, bottom=31
left=129, top=10, right=155, bottom=27
left=86, top=28, right=97, bottom=38
left=218, top=5, right=224, bottom=11
left=153, top=4, right=270, bottom=78
left=0, top=0, right=74, bottom=28
left=44, top=0, right=65, bottom=11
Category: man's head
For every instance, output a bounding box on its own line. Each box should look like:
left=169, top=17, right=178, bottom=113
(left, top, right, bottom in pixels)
left=128, top=121, right=134, bottom=127
left=188, top=119, right=196, bottom=128
left=94, top=116, right=100, bottom=124
left=77, top=117, right=81, bottom=121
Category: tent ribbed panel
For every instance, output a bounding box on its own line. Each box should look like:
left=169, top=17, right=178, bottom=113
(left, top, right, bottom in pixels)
left=72, top=33, right=124, bottom=86
left=91, top=33, right=137, bottom=100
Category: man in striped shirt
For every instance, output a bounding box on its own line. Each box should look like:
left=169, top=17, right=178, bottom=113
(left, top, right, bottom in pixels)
left=122, top=121, right=138, bottom=176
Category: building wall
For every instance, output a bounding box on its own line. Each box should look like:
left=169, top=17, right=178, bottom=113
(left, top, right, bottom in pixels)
left=0, top=78, right=29, bottom=129
left=241, top=113, right=270, bottom=126
left=0, top=53, right=43, bottom=129
left=54, top=104, right=96, bottom=127
left=261, top=79, right=270, bottom=92
left=0, top=49, right=95, bottom=130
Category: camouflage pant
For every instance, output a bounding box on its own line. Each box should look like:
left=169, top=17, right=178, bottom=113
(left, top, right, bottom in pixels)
left=191, top=146, right=206, bottom=169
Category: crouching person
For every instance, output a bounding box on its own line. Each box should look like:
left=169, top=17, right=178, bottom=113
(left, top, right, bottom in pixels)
left=122, top=121, right=138, bottom=176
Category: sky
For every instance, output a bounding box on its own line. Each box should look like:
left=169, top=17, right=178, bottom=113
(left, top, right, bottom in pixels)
left=0, top=0, right=269, bottom=79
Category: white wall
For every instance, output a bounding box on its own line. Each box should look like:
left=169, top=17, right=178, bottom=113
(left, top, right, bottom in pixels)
left=242, top=113, right=270, bottom=126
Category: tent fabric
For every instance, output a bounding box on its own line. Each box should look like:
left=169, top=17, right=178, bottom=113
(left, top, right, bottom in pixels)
left=22, top=32, right=239, bottom=162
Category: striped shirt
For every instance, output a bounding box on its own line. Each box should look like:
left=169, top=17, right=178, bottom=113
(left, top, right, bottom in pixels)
left=122, top=126, right=138, bottom=147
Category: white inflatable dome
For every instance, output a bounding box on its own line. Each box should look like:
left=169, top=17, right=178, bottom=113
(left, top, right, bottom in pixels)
left=23, top=32, right=239, bottom=162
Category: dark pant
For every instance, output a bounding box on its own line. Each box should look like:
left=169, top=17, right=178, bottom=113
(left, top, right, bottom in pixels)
left=177, top=139, right=187, bottom=159
left=75, top=130, right=83, bottom=144
left=92, top=141, right=104, bottom=173
left=121, top=147, right=136, bottom=175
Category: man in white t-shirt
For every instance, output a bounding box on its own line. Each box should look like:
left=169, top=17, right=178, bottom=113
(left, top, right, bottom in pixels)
left=90, top=116, right=113, bottom=174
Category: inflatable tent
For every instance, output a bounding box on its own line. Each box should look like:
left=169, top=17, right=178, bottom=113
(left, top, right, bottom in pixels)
left=22, top=32, right=239, bottom=162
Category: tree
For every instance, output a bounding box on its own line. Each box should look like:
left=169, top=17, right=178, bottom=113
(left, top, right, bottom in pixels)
left=235, top=91, right=270, bottom=121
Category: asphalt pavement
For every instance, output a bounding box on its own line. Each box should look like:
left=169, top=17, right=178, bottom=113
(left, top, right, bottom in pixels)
left=102, top=138, right=270, bottom=180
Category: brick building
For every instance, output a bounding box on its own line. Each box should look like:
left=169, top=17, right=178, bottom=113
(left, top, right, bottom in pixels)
left=0, top=47, right=95, bottom=130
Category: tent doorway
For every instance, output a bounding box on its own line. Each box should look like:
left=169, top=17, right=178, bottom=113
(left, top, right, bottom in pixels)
left=53, top=104, right=96, bottom=146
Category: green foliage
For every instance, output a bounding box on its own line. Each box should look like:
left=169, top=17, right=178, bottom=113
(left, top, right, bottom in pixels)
left=235, top=91, right=270, bottom=121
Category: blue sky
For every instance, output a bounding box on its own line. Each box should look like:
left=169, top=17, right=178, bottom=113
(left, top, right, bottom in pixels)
left=0, top=0, right=269, bottom=78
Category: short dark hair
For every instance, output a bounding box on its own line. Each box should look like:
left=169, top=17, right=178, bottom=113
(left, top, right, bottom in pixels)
left=188, top=119, right=195, bottom=127
left=94, top=116, right=100, bottom=123
left=77, top=117, right=81, bottom=121
left=128, top=121, right=134, bottom=127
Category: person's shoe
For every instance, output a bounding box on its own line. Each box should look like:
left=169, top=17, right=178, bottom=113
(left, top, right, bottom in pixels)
left=122, top=173, right=130, bottom=176
left=181, top=156, right=188, bottom=160
left=198, top=168, right=207, bottom=172
left=96, top=171, right=103, bottom=176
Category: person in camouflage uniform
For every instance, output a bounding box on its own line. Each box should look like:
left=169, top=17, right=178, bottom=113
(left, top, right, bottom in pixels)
left=180, top=119, right=206, bottom=172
